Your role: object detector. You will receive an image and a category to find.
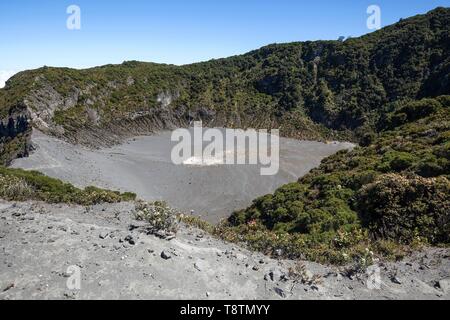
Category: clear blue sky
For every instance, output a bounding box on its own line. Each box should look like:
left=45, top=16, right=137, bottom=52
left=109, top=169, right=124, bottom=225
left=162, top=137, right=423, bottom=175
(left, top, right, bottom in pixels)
left=1, top=0, right=449, bottom=74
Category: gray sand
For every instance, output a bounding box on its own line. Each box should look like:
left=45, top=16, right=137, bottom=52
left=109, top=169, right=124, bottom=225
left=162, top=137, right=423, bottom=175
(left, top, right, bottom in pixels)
left=12, top=130, right=354, bottom=223
left=1, top=200, right=448, bottom=300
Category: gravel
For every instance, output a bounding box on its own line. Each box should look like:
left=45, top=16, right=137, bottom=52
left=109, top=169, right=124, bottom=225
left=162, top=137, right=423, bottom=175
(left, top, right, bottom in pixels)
left=0, top=200, right=449, bottom=300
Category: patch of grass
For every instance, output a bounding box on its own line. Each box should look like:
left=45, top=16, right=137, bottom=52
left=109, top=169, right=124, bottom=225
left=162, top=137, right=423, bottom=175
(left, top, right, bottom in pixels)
left=178, top=214, right=217, bottom=234
left=0, top=166, right=136, bottom=205
left=0, top=174, right=33, bottom=200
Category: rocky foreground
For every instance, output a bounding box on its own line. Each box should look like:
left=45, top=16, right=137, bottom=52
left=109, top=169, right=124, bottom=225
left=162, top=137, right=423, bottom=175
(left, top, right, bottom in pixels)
left=0, top=200, right=449, bottom=300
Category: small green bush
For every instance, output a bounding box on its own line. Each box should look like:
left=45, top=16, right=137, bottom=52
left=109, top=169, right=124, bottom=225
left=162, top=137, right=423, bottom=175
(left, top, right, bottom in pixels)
left=0, top=174, right=33, bottom=200
left=379, top=151, right=415, bottom=172
left=0, top=166, right=136, bottom=205
left=135, top=200, right=179, bottom=234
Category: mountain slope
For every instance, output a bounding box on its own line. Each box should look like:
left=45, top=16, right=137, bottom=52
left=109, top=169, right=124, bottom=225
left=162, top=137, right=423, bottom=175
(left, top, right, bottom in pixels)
left=1, top=7, right=449, bottom=165
left=227, top=95, right=449, bottom=263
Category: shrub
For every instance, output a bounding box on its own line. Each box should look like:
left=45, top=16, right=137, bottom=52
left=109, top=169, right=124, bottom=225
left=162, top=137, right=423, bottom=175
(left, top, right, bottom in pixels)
left=415, top=156, right=444, bottom=177
left=0, top=166, right=136, bottom=205
left=399, top=99, right=440, bottom=121
left=135, top=200, right=179, bottom=234
left=359, top=132, right=376, bottom=147
left=379, top=151, right=415, bottom=172
left=436, top=95, right=450, bottom=108
left=357, top=174, right=450, bottom=244
left=179, top=214, right=216, bottom=234
left=380, top=98, right=442, bottom=130
left=0, top=174, right=33, bottom=200
left=79, top=186, right=124, bottom=205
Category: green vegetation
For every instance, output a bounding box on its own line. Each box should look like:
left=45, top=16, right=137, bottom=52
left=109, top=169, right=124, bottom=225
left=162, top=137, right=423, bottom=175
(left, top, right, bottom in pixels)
left=0, top=132, right=30, bottom=166
left=0, top=166, right=136, bottom=205
left=225, top=96, right=449, bottom=264
left=0, top=8, right=449, bottom=264
left=2, top=8, right=449, bottom=148
left=135, top=200, right=179, bottom=234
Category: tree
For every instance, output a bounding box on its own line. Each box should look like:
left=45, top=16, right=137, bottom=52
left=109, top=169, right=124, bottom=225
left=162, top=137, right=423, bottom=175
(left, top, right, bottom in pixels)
left=7, top=118, right=15, bottom=137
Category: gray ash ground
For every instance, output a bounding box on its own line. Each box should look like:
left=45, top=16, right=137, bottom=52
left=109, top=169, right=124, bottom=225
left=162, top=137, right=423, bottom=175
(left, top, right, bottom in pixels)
left=0, top=200, right=449, bottom=300
left=12, top=130, right=354, bottom=223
